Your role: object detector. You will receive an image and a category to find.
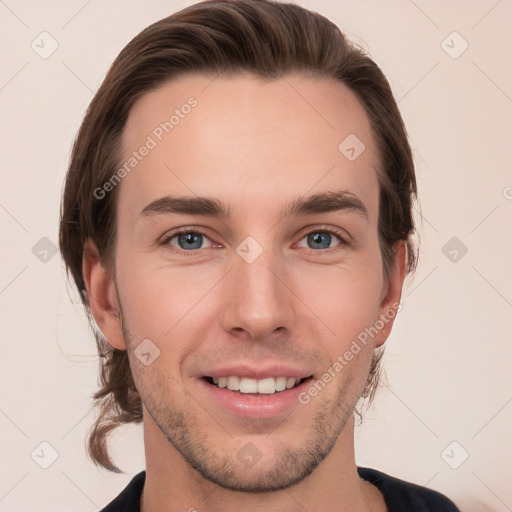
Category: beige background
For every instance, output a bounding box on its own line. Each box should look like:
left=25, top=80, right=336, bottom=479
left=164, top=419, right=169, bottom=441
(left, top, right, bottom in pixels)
left=1, top=1, right=511, bottom=510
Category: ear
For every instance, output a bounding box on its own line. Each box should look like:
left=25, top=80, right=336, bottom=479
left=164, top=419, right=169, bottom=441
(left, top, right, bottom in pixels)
left=82, top=238, right=127, bottom=350
left=373, top=240, right=407, bottom=348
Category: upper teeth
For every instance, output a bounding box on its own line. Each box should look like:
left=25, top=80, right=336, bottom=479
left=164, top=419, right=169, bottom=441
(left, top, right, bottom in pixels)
left=212, top=376, right=301, bottom=394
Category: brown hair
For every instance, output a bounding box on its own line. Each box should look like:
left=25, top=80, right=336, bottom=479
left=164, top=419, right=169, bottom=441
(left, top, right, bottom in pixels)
left=59, top=0, right=417, bottom=473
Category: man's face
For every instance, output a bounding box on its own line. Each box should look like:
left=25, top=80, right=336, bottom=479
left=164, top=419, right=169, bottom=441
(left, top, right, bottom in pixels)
left=110, top=73, right=399, bottom=491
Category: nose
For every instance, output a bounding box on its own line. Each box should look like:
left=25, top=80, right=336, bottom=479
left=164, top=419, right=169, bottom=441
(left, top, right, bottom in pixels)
left=219, top=246, right=296, bottom=342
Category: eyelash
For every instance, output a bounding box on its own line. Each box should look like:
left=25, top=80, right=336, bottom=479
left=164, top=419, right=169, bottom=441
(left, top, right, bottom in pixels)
left=160, top=225, right=350, bottom=255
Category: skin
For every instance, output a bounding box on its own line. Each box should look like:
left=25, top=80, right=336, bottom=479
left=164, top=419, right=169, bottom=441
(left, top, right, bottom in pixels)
left=83, top=73, right=406, bottom=512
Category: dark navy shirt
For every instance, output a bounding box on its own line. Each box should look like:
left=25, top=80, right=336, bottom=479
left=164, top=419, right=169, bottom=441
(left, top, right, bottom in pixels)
left=100, top=467, right=460, bottom=511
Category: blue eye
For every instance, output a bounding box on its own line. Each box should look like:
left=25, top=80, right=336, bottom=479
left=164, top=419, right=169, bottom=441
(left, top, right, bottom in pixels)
left=163, top=227, right=346, bottom=255
left=177, top=233, right=203, bottom=250
left=165, top=231, right=214, bottom=251
left=298, top=230, right=343, bottom=250
left=309, top=232, right=332, bottom=249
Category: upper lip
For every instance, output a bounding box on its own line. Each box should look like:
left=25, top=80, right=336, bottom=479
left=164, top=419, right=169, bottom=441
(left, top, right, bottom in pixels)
left=202, top=364, right=313, bottom=380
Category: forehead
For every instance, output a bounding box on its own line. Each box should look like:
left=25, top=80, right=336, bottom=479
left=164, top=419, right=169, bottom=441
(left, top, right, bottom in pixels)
left=118, top=73, right=380, bottom=224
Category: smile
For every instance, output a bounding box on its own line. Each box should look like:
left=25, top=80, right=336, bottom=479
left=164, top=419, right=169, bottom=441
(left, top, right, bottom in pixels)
left=205, top=376, right=310, bottom=394
left=200, top=374, right=315, bottom=419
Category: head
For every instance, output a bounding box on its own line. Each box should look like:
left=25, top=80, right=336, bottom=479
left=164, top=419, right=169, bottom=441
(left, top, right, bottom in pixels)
left=59, top=0, right=417, bottom=480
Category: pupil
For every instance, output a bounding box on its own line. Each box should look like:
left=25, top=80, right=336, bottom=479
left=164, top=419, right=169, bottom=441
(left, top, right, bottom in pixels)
left=309, top=232, right=331, bottom=249
left=179, top=233, right=202, bottom=249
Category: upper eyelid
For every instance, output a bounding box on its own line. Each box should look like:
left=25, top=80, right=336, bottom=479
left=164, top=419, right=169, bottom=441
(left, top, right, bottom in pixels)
left=161, top=226, right=212, bottom=241
left=296, top=224, right=350, bottom=242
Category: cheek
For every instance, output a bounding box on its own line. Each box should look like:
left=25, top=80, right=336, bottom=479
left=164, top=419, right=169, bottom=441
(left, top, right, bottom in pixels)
left=115, top=252, right=221, bottom=340
left=292, top=256, right=383, bottom=340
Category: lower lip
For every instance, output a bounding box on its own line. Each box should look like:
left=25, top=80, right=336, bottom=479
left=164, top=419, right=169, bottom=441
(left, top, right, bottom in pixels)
left=199, top=377, right=313, bottom=419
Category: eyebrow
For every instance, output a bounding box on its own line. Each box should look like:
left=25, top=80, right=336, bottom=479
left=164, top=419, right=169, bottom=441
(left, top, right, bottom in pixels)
left=281, top=190, right=368, bottom=220
left=139, top=190, right=368, bottom=221
left=140, top=195, right=230, bottom=218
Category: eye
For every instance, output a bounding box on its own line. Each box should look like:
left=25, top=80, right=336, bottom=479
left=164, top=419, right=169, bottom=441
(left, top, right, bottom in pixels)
left=297, top=229, right=345, bottom=250
left=163, top=230, right=216, bottom=251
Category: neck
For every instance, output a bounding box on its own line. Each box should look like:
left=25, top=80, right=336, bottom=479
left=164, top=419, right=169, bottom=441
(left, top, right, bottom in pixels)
left=140, top=412, right=385, bottom=512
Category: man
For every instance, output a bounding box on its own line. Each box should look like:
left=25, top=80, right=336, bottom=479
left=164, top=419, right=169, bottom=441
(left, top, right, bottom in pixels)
left=59, top=1, right=460, bottom=510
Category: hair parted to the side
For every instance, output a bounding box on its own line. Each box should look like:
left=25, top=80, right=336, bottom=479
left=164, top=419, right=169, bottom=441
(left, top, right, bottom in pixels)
left=59, top=0, right=417, bottom=473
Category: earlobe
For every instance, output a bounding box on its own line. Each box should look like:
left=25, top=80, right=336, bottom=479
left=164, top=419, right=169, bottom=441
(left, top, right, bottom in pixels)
left=374, top=240, right=407, bottom=348
left=82, top=239, right=127, bottom=351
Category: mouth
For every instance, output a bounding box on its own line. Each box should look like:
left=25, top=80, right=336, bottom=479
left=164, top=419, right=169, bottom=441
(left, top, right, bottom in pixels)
left=200, top=373, right=315, bottom=418
left=203, top=375, right=313, bottom=396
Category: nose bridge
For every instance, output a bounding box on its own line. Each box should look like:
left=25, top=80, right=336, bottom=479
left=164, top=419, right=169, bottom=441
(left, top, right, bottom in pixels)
left=221, top=240, right=295, bottom=340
